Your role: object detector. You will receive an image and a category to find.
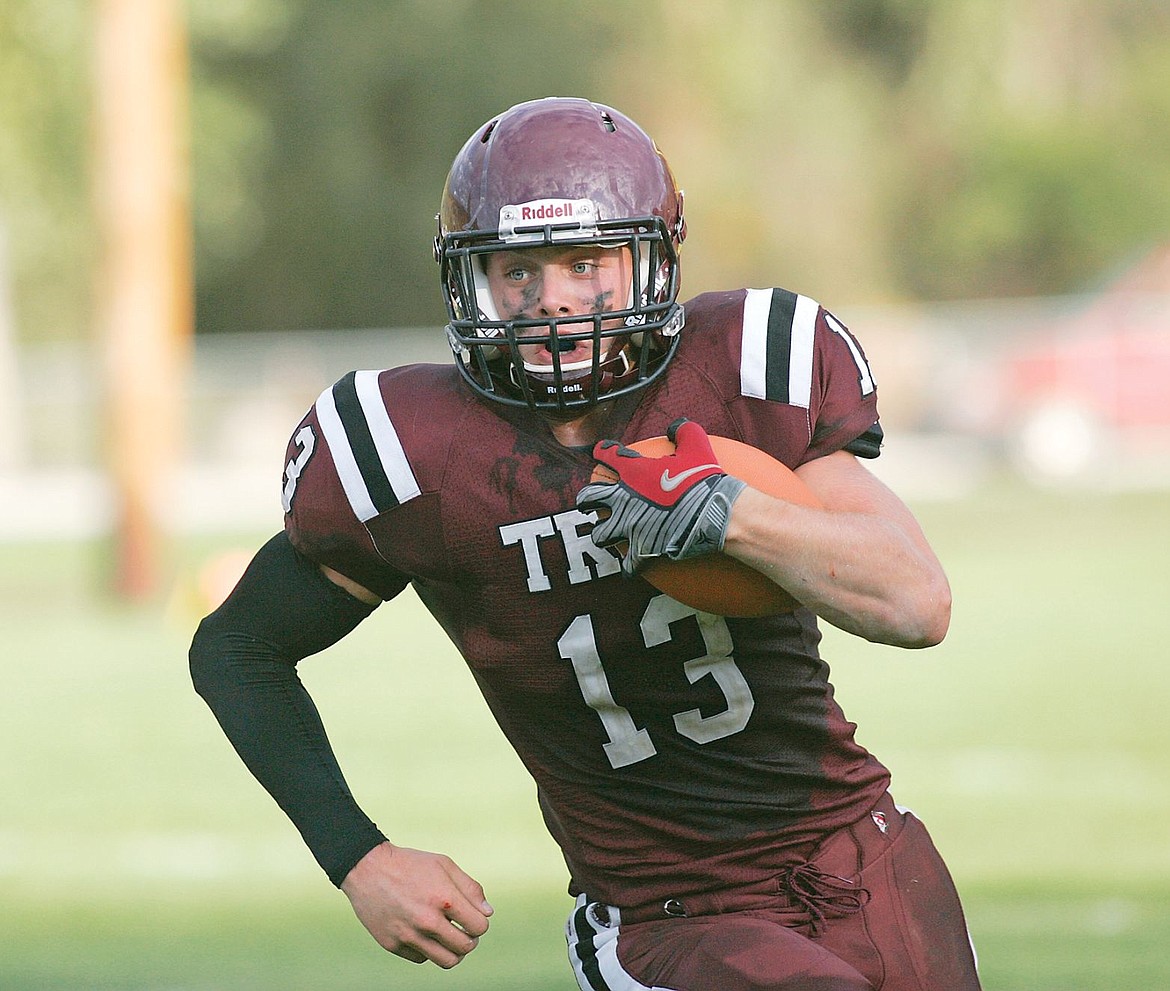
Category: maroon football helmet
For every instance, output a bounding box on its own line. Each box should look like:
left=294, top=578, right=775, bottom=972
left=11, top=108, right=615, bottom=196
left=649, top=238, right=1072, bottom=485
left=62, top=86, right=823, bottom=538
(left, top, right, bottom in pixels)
left=435, top=98, right=687, bottom=415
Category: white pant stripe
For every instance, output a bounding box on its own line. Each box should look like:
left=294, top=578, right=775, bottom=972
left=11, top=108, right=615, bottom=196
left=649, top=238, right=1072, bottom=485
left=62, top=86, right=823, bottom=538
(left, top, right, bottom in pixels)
left=565, top=894, right=677, bottom=991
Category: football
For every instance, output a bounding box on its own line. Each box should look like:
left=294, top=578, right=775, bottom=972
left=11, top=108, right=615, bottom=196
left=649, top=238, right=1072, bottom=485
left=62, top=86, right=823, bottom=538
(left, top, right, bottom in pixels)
left=590, top=435, right=822, bottom=617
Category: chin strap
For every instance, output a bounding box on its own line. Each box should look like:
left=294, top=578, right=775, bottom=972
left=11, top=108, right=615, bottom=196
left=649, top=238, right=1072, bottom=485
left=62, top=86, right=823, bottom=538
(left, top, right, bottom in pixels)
left=507, top=340, right=637, bottom=404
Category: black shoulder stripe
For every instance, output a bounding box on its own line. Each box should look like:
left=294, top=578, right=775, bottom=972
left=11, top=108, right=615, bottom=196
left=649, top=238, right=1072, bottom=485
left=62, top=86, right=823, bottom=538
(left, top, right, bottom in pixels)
left=312, top=370, right=421, bottom=523
left=763, top=289, right=797, bottom=404
left=331, top=372, right=401, bottom=516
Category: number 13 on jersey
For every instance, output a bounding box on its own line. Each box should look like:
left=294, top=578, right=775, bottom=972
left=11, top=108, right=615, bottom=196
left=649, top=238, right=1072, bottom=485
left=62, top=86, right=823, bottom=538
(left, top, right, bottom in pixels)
left=557, top=596, right=755, bottom=769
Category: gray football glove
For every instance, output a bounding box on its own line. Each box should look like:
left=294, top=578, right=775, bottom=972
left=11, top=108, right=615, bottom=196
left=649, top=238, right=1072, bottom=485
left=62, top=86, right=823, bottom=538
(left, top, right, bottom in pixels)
left=576, top=418, right=747, bottom=578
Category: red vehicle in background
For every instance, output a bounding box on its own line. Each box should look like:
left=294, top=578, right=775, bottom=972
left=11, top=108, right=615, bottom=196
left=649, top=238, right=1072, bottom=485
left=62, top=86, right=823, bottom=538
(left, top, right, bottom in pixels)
left=991, top=247, right=1170, bottom=484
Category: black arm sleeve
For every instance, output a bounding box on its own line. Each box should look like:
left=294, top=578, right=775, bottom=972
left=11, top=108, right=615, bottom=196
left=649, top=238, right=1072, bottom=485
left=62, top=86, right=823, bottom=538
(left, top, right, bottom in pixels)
left=189, top=531, right=387, bottom=886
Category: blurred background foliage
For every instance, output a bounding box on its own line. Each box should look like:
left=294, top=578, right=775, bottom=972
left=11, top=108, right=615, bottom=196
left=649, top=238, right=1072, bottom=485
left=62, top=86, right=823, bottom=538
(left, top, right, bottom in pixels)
left=2, top=0, right=1170, bottom=342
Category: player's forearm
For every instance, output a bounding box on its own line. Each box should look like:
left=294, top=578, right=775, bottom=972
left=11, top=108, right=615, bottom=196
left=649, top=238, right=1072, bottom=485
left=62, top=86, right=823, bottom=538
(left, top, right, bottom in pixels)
left=188, top=532, right=386, bottom=884
left=723, top=486, right=951, bottom=648
left=190, top=625, right=387, bottom=882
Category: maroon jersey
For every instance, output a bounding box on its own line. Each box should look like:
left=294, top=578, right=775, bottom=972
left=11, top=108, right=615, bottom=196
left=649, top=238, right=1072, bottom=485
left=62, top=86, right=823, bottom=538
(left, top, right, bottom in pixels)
left=282, top=288, right=891, bottom=910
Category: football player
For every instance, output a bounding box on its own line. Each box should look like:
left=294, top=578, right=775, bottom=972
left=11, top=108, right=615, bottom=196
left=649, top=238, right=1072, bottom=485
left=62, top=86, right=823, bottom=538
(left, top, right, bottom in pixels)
left=190, top=97, right=981, bottom=990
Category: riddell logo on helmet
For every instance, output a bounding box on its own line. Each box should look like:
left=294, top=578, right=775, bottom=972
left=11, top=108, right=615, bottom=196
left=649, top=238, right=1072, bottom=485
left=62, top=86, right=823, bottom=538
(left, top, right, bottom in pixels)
left=499, top=199, right=597, bottom=241
left=520, top=202, right=575, bottom=221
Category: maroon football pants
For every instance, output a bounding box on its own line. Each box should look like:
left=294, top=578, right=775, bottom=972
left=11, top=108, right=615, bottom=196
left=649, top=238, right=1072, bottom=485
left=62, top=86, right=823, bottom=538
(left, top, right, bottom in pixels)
left=565, top=796, right=981, bottom=990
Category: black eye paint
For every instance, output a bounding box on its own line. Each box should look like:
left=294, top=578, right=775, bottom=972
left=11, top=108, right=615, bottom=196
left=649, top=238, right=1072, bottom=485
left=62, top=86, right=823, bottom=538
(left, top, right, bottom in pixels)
left=592, top=290, right=615, bottom=312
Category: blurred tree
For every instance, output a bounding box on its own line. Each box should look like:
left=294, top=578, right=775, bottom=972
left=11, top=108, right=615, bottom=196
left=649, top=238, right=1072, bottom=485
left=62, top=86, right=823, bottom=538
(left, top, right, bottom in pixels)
left=881, top=0, right=1170, bottom=299
left=3, top=0, right=1170, bottom=342
left=189, top=0, right=614, bottom=334
left=643, top=0, right=1170, bottom=306
left=0, top=1, right=95, bottom=343
left=624, top=2, right=906, bottom=304
left=818, top=0, right=932, bottom=87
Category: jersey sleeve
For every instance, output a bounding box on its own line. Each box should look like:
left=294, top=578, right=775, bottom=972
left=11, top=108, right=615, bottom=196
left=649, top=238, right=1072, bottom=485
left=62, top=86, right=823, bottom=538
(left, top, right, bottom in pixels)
left=280, top=370, right=414, bottom=601
left=808, top=305, right=882, bottom=461
left=730, top=287, right=881, bottom=464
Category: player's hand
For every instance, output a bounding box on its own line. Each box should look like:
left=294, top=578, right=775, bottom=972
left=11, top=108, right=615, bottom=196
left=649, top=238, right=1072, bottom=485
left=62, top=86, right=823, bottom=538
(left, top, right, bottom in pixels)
left=340, top=842, right=493, bottom=968
left=576, top=418, right=746, bottom=577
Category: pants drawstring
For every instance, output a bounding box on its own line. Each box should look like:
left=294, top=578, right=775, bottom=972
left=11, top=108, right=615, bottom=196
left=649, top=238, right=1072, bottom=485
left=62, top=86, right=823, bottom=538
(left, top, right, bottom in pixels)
left=777, top=862, right=871, bottom=937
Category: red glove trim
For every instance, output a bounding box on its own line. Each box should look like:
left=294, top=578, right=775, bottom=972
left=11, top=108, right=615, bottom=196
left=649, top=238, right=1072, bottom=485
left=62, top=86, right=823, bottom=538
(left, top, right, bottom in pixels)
left=591, top=419, right=724, bottom=508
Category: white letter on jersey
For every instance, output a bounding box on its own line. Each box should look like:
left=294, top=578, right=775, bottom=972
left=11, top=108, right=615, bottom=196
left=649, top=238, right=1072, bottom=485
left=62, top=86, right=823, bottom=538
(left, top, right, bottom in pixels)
left=499, top=517, right=557, bottom=592
left=555, top=509, right=621, bottom=585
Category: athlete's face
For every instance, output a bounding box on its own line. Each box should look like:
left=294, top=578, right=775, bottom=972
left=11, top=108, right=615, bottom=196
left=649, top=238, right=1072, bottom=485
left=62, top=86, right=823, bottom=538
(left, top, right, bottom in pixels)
left=482, top=244, right=634, bottom=370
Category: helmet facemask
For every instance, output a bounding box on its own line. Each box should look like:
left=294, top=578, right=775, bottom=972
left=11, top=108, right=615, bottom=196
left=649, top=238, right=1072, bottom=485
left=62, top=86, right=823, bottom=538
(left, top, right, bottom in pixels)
left=438, top=207, right=683, bottom=415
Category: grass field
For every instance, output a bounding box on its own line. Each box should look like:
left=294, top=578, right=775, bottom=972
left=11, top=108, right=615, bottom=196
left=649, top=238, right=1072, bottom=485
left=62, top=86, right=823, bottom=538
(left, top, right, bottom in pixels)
left=2, top=477, right=1168, bottom=990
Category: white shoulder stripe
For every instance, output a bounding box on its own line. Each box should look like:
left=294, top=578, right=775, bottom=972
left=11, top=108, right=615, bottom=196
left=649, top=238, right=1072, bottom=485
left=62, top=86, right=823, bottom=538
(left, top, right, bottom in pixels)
left=739, top=288, right=772, bottom=399
left=354, top=369, right=422, bottom=504
left=788, top=292, right=819, bottom=409
left=314, top=382, right=378, bottom=522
